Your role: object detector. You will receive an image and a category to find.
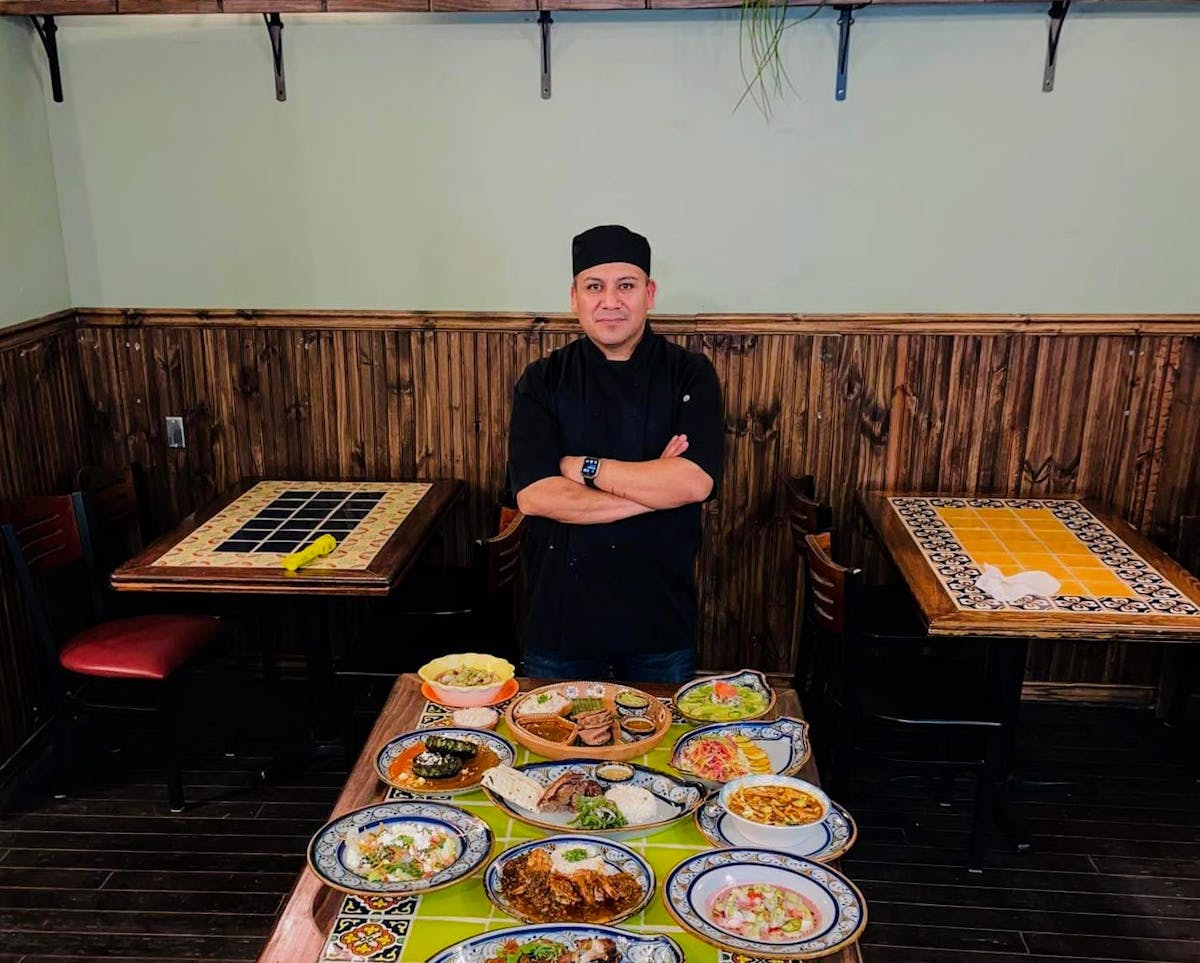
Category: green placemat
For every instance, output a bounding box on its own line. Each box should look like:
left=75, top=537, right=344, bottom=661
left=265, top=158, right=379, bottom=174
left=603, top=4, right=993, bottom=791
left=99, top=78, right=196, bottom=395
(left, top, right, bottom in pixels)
left=319, top=698, right=737, bottom=962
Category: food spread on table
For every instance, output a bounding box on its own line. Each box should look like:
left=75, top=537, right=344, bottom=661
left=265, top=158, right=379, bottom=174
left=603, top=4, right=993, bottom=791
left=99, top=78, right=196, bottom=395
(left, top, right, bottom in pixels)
left=312, top=662, right=865, bottom=961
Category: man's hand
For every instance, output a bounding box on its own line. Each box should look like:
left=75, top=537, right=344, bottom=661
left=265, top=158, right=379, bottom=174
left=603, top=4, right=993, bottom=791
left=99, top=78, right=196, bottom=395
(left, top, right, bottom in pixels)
left=660, top=434, right=689, bottom=458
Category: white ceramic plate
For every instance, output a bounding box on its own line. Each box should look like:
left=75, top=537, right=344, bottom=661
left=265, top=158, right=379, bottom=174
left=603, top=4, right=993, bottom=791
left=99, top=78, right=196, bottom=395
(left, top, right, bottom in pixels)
left=662, top=847, right=867, bottom=960
left=307, top=800, right=493, bottom=897
left=425, top=923, right=685, bottom=963
left=483, top=834, right=655, bottom=925
left=480, top=760, right=707, bottom=840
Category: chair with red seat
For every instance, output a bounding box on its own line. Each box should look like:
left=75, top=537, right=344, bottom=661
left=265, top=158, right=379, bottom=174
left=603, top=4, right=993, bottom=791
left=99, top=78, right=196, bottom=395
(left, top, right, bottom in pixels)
left=1, top=493, right=222, bottom=811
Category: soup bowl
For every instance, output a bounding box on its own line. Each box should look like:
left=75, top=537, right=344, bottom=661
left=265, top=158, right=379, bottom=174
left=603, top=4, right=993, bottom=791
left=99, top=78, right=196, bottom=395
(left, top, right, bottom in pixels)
left=717, top=773, right=831, bottom=851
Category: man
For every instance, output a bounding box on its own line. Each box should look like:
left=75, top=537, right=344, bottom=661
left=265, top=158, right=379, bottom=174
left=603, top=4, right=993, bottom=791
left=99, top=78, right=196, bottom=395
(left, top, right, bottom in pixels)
left=507, top=225, right=724, bottom=683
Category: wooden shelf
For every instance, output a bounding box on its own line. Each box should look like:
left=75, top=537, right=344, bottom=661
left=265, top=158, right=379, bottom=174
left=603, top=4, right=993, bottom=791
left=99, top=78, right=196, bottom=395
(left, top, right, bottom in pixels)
left=2, top=0, right=1193, bottom=13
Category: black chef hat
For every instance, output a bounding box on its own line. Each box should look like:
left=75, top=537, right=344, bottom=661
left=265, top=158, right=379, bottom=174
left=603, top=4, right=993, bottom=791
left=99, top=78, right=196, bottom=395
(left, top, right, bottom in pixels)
left=571, top=225, right=651, bottom=278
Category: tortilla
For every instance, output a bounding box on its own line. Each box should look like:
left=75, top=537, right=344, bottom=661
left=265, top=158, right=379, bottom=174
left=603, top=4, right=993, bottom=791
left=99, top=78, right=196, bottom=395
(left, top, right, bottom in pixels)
left=481, top=765, right=544, bottom=812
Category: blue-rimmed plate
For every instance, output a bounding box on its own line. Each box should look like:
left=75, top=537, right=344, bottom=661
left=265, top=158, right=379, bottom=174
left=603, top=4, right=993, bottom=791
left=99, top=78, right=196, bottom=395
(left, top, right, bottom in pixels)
left=374, top=727, right=515, bottom=796
left=425, top=923, right=685, bottom=963
left=669, top=717, right=811, bottom=788
left=662, top=847, right=867, bottom=959
left=694, top=795, right=857, bottom=862
left=483, top=834, right=655, bottom=925
left=479, top=760, right=708, bottom=839
left=307, top=800, right=493, bottom=897
left=673, top=669, right=776, bottom=724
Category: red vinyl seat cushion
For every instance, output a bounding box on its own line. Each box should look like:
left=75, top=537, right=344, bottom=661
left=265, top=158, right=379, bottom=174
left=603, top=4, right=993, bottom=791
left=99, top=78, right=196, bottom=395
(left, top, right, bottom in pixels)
left=59, top=614, right=221, bottom=681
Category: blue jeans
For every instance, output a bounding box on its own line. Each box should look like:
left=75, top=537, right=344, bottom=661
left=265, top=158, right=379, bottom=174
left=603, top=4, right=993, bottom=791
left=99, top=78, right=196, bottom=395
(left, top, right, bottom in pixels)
left=522, top=648, right=696, bottom=685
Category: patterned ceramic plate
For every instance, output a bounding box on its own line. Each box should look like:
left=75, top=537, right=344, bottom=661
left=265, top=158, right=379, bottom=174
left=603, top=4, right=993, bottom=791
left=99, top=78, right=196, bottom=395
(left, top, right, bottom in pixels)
left=307, top=800, right=493, bottom=897
left=694, top=796, right=857, bottom=862
left=480, top=760, right=708, bottom=839
left=673, top=669, right=777, bottom=724
left=662, top=848, right=867, bottom=960
left=669, top=717, right=811, bottom=788
left=374, top=727, right=515, bottom=796
left=483, top=834, right=655, bottom=925
left=425, top=923, right=685, bottom=963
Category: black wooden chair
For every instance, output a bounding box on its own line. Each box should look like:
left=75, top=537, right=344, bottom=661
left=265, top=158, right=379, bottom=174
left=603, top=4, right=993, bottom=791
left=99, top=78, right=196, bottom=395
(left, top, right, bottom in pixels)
left=805, top=530, right=1006, bottom=869
left=784, top=475, right=834, bottom=696
left=2, top=493, right=222, bottom=811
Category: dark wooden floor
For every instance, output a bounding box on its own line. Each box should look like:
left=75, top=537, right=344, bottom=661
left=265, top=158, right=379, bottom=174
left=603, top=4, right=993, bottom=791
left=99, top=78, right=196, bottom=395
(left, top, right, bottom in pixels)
left=843, top=702, right=1200, bottom=963
left=0, top=675, right=1197, bottom=962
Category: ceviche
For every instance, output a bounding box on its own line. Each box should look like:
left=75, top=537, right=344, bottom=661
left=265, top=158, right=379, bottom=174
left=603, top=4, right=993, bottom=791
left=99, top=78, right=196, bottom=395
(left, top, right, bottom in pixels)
left=708, top=882, right=819, bottom=943
left=679, top=735, right=770, bottom=782
left=342, top=821, right=460, bottom=883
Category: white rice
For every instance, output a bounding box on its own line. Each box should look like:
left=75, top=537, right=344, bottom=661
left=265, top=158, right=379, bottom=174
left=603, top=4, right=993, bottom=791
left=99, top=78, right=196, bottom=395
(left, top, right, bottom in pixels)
left=603, top=784, right=659, bottom=824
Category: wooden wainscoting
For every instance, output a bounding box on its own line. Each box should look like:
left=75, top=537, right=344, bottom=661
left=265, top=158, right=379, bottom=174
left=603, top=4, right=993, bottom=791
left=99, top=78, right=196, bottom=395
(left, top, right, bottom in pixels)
left=69, top=309, right=1200, bottom=690
left=0, top=311, right=91, bottom=767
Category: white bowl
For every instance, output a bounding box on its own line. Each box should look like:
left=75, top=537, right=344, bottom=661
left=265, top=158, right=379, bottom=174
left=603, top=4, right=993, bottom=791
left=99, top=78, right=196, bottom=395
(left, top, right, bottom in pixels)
left=718, top=774, right=831, bottom=851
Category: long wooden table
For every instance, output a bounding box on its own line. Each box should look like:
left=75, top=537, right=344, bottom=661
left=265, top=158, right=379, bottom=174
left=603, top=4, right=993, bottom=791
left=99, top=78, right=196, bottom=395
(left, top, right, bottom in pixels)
left=258, top=673, right=864, bottom=963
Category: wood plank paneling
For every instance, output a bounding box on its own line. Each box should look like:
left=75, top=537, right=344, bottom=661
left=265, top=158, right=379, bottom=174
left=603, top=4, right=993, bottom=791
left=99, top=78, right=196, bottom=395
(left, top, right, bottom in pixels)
left=62, top=311, right=1200, bottom=692
left=2, top=310, right=1197, bottom=772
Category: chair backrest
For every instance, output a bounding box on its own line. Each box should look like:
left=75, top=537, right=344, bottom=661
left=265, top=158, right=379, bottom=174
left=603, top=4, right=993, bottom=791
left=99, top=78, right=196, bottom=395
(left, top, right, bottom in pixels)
left=75, top=465, right=144, bottom=575
left=804, top=531, right=861, bottom=638
left=1, top=495, right=97, bottom=666
left=785, top=475, right=833, bottom=554
left=476, top=510, right=526, bottom=602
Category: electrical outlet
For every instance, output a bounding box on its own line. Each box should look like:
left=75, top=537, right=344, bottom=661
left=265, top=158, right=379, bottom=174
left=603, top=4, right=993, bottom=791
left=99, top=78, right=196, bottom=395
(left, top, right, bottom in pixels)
left=165, top=416, right=186, bottom=449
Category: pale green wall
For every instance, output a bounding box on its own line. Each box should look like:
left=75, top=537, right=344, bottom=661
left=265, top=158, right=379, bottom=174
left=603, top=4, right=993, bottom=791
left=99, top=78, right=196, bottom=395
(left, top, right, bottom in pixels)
left=37, top=8, right=1200, bottom=313
left=0, top=20, right=70, bottom=327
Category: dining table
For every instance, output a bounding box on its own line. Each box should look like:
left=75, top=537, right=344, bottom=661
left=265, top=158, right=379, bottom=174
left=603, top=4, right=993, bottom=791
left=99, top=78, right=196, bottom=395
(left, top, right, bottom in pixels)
left=257, top=673, right=865, bottom=963
left=110, top=479, right=462, bottom=740
left=858, top=491, right=1200, bottom=844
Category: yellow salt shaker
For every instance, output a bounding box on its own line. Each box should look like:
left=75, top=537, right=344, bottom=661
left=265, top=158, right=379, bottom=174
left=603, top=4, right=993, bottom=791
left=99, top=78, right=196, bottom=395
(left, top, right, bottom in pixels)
left=281, top=533, right=337, bottom=572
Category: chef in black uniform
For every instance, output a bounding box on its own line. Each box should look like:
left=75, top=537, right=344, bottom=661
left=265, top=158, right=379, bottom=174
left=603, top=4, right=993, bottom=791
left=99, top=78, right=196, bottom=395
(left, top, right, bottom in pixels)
left=507, top=225, right=724, bottom=683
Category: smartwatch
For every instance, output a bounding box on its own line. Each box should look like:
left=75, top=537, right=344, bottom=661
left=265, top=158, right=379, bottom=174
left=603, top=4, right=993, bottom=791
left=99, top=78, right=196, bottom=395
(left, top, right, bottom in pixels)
left=581, top=456, right=601, bottom=489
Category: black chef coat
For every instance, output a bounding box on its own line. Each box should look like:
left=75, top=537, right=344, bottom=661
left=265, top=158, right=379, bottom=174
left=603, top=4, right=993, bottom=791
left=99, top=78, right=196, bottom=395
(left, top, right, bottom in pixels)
left=507, top=324, right=724, bottom=658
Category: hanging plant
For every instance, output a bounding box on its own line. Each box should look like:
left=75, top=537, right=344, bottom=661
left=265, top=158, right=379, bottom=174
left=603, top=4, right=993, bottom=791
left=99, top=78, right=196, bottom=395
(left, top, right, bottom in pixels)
left=737, top=0, right=826, bottom=118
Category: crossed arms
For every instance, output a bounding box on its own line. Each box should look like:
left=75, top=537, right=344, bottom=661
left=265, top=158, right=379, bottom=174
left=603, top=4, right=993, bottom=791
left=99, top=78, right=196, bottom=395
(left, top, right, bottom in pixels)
left=515, top=435, right=715, bottom=525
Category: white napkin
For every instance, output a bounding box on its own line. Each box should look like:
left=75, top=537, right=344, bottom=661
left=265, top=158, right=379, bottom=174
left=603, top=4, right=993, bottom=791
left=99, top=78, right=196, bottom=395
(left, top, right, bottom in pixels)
left=974, top=563, right=1061, bottom=602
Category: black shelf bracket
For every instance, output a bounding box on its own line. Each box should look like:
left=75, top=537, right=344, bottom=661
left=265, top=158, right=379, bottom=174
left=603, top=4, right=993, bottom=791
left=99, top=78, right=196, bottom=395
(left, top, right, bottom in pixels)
left=834, top=6, right=856, bottom=102
left=29, top=16, right=63, bottom=104
left=264, top=13, right=286, bottom=102
left=539, top=11, right=553, bottom=100
left=1043, top=0, right=1070, bottom=92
